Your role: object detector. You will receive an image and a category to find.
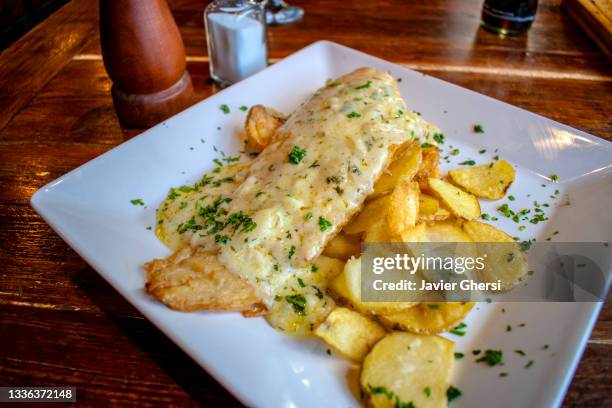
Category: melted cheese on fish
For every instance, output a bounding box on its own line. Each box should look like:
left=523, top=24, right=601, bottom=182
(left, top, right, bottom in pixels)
left=213, top=68, right=438, bottom=300
left=154, top=67, right=440, bottom=335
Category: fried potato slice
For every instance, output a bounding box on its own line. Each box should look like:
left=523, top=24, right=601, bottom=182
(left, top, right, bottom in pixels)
left=345, top=195, right=390, bottom=235
left=363, top=219, right=397, bottom=243
left=145, top=246, right=266, bottom=316
left=315, top=307, right=386, bottom=361
left=462, top=221, right=528, bottom=290
left=387, top=180, right=420, bottom=237
left=378, top=302, right=474, bottom=334
left=415, top=147, right=441, bottom=190
left=428, top=177, right=481, bottom=220
left=330, top=257, right=418, bottom=315
left=361, top=332, right=454, bottom=408
left=372, top=142, right=422, bottom=198
left=421, top=220, right=472, bottom=243
left=418, top=207, right=451, bottom=223
left=448, top=160, right=515, bottom=200
left=417, top=193, right=450, bottom=222
left=244, top=105, right=287, bottom=152
left=323, top=232, right=361, bottom=260
left=419, top=193, right=439, bottom=216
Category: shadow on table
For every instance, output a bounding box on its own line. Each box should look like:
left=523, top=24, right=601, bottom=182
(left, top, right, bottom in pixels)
left=71, top=265, right=244, bottom=407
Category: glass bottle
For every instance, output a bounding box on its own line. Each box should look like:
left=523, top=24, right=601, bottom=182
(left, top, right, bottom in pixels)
left=204, top=0, right=268, bottom=86
left=480, top=0, right=538, bottom=36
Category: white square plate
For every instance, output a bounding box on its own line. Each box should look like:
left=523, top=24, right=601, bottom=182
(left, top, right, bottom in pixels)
left=31, top=41, right=611, bottom=407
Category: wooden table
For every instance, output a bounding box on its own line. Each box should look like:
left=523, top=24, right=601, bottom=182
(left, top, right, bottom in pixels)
left=0, top=0, right=610, bottom=406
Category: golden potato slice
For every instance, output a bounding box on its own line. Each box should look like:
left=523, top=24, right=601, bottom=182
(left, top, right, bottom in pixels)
left=361, top=332, right=454, bottom=408
left=462, top=221, right=528, bottom=290
left=421, top=220, right=472, bottom=243
left=448, top=160, right=515, bottom=200
left=399, top=222, right=427, bottom=243
left=372, top=143, right=422, bottom=197
left=418, top=208, right=451, bottom=223
left=378, top=302, right=474, bottom=334
left=244, top=105, right=286, bottom=152
left=387, top=180, right=420, bottom=237
left=428, top=178, right=481, bottom=220
left=330, top=257, right=418, bottom=315
left=323, top=232, right=361, bottom=260
left=345, top=195, right=390, bottom=235
left=415, top=147, right=441, bottom=190
left=363, top=219, right=396, bottom=243
left=315, top=307, right=386, bottom=361
left=419, top=193, right=439, bottom=216
left=462, top=220, right=514, bottom=243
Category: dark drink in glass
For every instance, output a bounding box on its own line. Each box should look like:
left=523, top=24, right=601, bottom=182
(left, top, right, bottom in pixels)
left=481, top=0, right=538, bottom=35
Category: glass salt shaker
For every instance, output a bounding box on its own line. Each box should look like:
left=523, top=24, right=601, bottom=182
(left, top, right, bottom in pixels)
left=204, top=0, right=268, bottom=86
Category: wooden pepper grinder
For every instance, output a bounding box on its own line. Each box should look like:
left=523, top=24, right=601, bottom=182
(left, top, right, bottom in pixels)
left=100, top=0, right=194, bottom=127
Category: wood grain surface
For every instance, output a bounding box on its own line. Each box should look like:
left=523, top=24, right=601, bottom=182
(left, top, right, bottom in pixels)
left=0, top=0, right=610, bottom=406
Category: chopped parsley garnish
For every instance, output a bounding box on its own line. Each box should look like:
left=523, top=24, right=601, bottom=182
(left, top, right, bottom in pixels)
left=239, top=105, right=248, bottom=111
left=167, top=188, right=180, bottom=200
left=308, top=160, right=320, bottom=168
left=481, top=213, right=490, bottom=220
left=255, top=191, right=265, bottom=198
left=515, top=349, right=526, bottom=356
left=219, top=104, right=230, bottom=114
left=354, top=80, right=372, bottom=89
left=493, top=154, right=500, bottom=161
left=213, top=158, right=223, bottom=167
left=297, top=277, right=306, bottom=288
left=367, top=384, right=394, bottom=399
left=476, top=349, right=504, bottom=366
left=146, top=226, right=152, bottom=230
left=549, top=174, right=559, bottom=182
left=304, top=212, right=313, bottom=221
left=447, top=385, right=462, bottom=402
left=449, top=322, right=467, bottom=336
left=479, top=149, right=487, bottom=154
left=212, top=176, right=235, bottom=187
left=525, top=360, right=534, bottom=369
left=427, top=304, right=441, bottom=309
left=421, top=142, right=434, bottom=148
left=222, top=155, right=241, bottom=164
left=506, top=324, right=512, bottom=332
left=499, top=372, right=509, bottom=377
left=473, top=124, right=484, bottom=133
left=326, top=175, right=343, bottom=184
left=346, top=111, right=361, bottom=118
left=433, top=132, right=445, bottom=144
left=424, top=386, right=431, bottom=397
left=450, top=148, right=460, bottom=156
left=459, top=159, right=476, bottom=166
left=215, top=234, right=229, bottom=244
left=285, top=294, right=306, bottom=315
left=288, top=245, right=296, bottom=259
left=454, top=352, right=464, bottom=359
left=130, top=199, right=145, bottom=206
left=472, top=350, right=481, bottom=355
left=288, top=145, right=307, bottom=164
left=327, top=82, right=341, bottom=88
left=508, top=195, right=515, bottom=201
left=311, top=265, right=318, bottom=273
left=318, top=216, right=332, bottom=231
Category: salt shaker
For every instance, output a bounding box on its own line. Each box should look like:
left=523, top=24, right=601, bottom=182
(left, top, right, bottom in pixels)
left=204, top=0, right=268, bottom=86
